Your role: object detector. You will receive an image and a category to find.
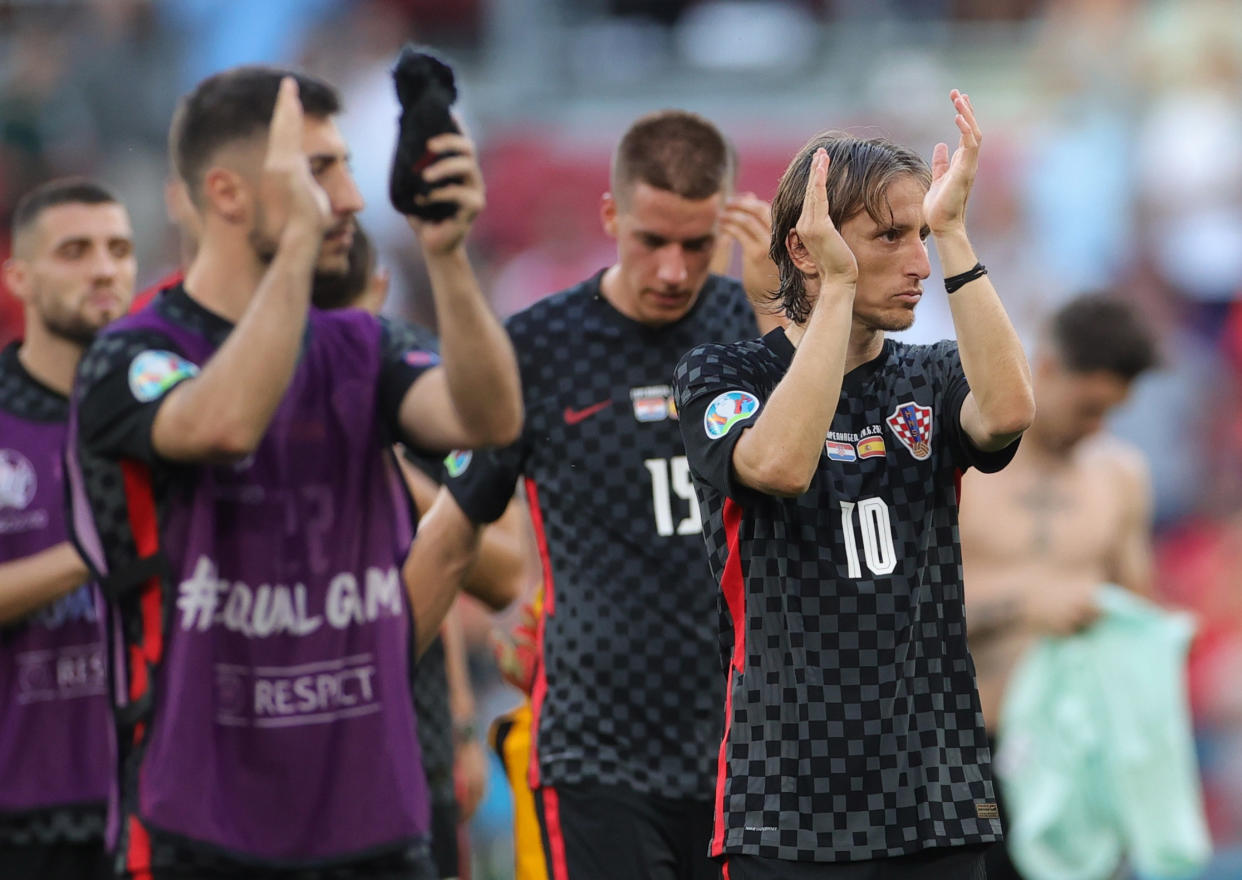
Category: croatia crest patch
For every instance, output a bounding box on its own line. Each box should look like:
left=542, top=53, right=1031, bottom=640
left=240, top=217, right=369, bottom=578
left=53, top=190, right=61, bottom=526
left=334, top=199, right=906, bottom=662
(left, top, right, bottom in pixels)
left=886, top=401, right=933, bottom=460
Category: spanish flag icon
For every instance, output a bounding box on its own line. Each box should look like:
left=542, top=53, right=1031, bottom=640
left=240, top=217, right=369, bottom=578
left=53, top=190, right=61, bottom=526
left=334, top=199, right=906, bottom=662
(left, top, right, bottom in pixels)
left=857, top=435, right=886, bottom=459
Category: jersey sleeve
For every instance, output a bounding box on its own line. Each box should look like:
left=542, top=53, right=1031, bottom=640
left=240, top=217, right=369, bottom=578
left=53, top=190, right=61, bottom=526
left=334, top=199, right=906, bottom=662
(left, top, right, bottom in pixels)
left=74, top=330, right=202, bottom=464
left=929, top=340, right=1020, bottom=474
left=376, top=315, right=442, bottom=446
left=441, top=444, right=523, bottom=525
left=673, top=343, right=766, bottom=502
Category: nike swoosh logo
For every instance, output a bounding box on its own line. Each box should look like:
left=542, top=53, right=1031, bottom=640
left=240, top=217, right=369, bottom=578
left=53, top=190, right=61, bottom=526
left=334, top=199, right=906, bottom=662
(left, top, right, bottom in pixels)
left=563, top=400, right=612, bottom=425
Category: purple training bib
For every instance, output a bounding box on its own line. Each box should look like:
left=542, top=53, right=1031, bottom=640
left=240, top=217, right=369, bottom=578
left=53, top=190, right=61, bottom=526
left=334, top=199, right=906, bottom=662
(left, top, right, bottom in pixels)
left=73, top=306, right=428, bottom=862
left=0, top=397, right=111, bottom=816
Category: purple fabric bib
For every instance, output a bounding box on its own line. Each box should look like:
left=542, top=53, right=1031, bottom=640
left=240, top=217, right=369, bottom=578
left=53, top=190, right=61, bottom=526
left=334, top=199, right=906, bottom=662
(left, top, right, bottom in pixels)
left=0, top=408, right=111, bottom=814
left=77, top=307, right=427, bottom=861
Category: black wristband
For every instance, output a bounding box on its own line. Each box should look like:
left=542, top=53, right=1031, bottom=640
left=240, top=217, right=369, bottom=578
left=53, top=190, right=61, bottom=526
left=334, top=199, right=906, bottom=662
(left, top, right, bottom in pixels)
left=944, top=262, right=987, bottom=294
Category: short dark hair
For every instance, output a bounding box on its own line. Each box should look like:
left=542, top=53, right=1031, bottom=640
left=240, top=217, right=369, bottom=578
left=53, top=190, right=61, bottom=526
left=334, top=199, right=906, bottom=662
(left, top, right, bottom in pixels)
left=11, top=177, right=120, bottom=246
left=770, top=133, right=930, bottom=323
left=611, top=110, right=731, bottom=205
left=311, top=224, right=376, bottom=310
left=171, top=65, right=341, bottom=196
left=1048, top=294, right=1160, bottom=381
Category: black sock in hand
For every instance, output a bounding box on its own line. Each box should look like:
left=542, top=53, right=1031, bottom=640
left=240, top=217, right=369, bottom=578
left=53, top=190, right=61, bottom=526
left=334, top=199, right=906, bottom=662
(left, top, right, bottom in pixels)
left=389, top=46, right=462, bottom=221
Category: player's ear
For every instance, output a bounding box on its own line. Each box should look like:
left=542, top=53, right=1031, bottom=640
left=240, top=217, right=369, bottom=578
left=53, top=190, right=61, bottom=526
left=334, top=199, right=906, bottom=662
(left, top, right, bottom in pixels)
left=201, top=166, right=250, bottom=226
left=786, top=228, right=817, bottom=276
left=600, top=193, right=619, bottom=239
left=1, top=258, right=30, bottom=303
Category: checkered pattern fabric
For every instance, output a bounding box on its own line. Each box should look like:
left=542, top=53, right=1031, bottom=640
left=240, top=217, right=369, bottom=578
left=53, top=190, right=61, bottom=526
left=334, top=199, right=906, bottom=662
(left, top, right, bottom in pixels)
left=447, top=272, right=758, bottom=798
left=411, top=636, right=455, bottom=805
left=0, top=343, right=68, bottom=422
left=674, top=330, right=1014, bottom=862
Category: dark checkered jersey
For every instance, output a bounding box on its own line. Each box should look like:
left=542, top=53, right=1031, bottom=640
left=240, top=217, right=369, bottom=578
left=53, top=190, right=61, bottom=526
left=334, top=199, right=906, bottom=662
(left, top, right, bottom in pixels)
left=446, top=271, right=758, bottom=798
left=673, top=328, right=1015, bottom=862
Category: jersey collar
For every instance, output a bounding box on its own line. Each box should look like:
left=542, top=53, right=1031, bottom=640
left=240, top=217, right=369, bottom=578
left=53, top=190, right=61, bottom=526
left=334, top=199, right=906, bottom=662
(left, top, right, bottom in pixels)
left=762, top=328, right=893, bottom=392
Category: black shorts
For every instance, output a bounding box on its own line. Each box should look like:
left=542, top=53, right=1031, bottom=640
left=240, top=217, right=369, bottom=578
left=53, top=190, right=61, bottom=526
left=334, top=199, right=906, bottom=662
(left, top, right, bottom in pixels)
left=139, top=842, right=439, bottom=880
left=723, top=844, right=991, bottom=880
left=0, top=839, right=113, bottom=880
left=533, top=783, right=718, bottom=880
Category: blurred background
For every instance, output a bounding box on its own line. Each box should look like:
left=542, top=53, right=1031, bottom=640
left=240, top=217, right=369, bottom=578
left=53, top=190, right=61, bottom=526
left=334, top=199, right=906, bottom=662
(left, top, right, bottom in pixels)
left=2, top=0, right=1241, bottom=876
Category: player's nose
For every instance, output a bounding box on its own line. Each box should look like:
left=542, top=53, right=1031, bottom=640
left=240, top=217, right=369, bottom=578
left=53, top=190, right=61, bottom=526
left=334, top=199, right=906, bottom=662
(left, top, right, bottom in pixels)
left=329, top=170, right=365, bottom=217
left=908, top=239, right=931, bottom=280
left=656, top=245, right=688, bottom=286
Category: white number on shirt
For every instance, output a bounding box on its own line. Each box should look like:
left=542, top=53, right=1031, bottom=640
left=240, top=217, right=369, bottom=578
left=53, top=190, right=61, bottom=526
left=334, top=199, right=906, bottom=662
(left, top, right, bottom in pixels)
left=839, top=497, right=897, bottom=577
left=645, top=456, right=701, bottom=537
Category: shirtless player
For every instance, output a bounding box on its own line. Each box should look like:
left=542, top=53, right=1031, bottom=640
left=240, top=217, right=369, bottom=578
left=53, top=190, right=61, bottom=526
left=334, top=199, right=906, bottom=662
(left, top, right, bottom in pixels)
left=960, top=293, right=1159, bottom=879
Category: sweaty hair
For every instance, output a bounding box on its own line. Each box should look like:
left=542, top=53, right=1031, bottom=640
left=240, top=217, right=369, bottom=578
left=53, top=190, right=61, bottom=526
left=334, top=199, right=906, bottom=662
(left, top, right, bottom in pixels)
left=611, top=110, right=731, bottom=205
left=1048, top=294, right=1159, bottom=381
left=770, top=133, right=930, bottom=323
left=170, top=65, right=341, bottom=198
left=11, top=178, right=120, bottom=251
left=311, top=224, right=376, bottom=310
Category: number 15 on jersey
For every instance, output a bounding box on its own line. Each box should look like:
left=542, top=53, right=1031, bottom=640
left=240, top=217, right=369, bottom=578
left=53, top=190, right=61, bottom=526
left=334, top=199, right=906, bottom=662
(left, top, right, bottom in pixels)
left=645, top=456, right=701, bottom=537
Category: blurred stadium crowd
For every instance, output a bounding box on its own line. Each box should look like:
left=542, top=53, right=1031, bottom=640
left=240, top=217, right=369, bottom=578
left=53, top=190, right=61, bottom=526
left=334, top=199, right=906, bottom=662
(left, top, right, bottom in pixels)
left=2, top=0, right=1242, bottom=874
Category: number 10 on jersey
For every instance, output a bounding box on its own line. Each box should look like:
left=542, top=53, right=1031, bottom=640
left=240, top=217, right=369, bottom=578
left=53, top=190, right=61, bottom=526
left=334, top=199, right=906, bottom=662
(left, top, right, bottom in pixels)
left=645, top=456, right=701, bottom=537
left=839, top=498, right=897, bottom=577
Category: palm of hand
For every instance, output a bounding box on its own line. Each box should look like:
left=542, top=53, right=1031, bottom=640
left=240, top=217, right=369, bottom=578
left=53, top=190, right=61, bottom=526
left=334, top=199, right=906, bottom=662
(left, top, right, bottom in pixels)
left=922, top=151, right=969, bottom=232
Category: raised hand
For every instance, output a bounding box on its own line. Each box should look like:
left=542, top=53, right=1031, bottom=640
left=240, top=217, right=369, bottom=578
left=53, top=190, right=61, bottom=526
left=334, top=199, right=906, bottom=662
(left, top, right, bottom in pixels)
left=793, top=148, right=857, bottom=284
left=923, top=89, right=981, bottom=236
left=721, top=193, right=781, bottom=305
left=258, top=77, right=331, bottom=241
left=407, top=131, right=485, bottom=256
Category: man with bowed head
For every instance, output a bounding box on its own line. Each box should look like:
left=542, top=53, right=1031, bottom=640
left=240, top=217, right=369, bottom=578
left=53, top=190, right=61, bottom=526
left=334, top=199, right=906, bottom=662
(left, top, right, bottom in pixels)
left=69, top=67, right=521, bottom=879
left=674, top=91, right=1034, bottom=878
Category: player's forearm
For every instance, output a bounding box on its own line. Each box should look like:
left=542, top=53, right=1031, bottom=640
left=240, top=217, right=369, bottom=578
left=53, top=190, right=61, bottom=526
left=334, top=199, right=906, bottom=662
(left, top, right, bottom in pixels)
left=154, top=229, right=318, bottom=461
left=939, top=232, right=1034, bottom=445
left=404, top=488, right=479, bottom=657
left=0, top=543, right=90, bottom=624
left=424, top=248, right=523, bottom=447
left=462, top=496, right=540, bottom=612
left=397, top=453, right=442, bottom=518
left=441, top=607, right=477, bottom=725
left=733, top=286, right=853, bottom=496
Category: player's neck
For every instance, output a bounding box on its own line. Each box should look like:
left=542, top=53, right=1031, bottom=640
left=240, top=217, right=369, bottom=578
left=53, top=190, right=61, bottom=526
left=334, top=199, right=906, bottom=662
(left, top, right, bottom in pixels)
left=784, top=321, right=883, bottom=373
left=845, top=324, right=885, bottom=373
left=183, top=235, right=266, bottom=323
left=17, top=324, right=81, bottom=396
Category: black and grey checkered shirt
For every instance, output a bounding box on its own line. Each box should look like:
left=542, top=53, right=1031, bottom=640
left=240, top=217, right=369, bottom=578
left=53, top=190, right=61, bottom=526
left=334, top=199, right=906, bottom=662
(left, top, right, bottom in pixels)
left=448, top=271, right=758, bottom=798
left=674, top=329, right=1012, bottom=862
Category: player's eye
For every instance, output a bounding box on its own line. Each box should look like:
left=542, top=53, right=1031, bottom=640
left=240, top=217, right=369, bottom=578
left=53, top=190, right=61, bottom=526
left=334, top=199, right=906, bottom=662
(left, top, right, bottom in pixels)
left=110, top=240, right=134, bottom=259
left=58, top=241, right=88, bottom=259
left=683, top=237, right=713, bottom=253
left=640, top=234, right=666, bottom=250
left=880, top=229, right=900, bottom=242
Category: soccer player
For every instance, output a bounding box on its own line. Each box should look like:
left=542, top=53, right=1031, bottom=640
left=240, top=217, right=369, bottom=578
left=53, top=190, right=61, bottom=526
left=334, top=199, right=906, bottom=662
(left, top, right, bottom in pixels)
left=673, top=91, right=1036, bottom=878
left=0, top=178, right=136, bottom=880
left=442, top=109, right=771, bottom=880
left=67, top=67, right=521, bottom=879
left=960, top=294, right=1158, bottom=880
